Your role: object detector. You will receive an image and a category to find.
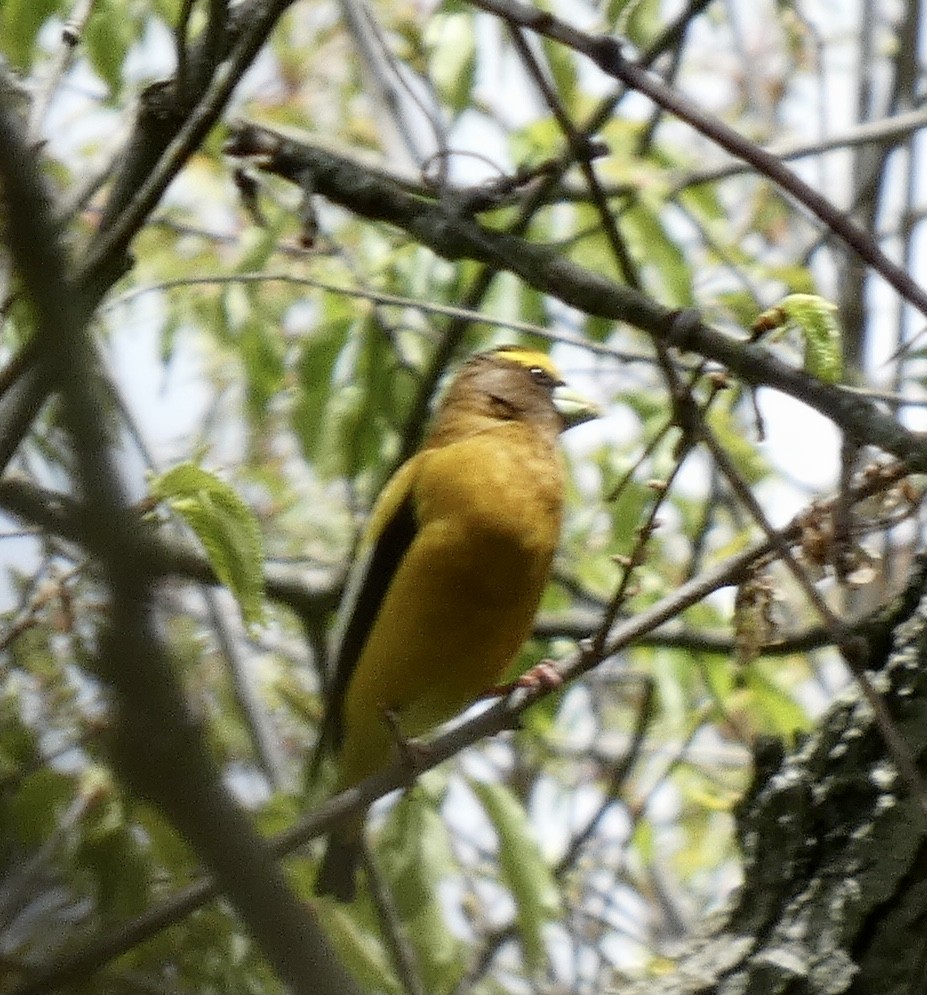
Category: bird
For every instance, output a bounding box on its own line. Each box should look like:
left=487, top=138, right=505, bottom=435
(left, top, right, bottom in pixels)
left=312, top=345, right=598, bottom=901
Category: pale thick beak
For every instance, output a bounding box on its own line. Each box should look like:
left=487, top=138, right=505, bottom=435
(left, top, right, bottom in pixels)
left=553, top=384, right=601, bottom=430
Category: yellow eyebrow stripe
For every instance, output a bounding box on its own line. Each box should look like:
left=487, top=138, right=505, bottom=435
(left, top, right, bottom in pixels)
left=491, top=347, right=563, bottom=381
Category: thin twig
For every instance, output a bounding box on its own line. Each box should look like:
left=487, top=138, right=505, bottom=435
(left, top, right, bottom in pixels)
left=27, top=0, right=97, bottom=142
left=699, top=426, right=927, bottom=822
left=463, top=0, right=927, bottom=322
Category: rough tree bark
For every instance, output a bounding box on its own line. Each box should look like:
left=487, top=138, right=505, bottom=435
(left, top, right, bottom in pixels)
left=626, top=557, right=927, bottom=995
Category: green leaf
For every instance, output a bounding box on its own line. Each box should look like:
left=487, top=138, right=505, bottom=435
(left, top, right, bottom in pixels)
left=9, top=768, right=74, bottom=846
left=542, top=36, right=578, bottom=110
left=292, top=308, right=352, bottom=469
left=150, top=462, right=265, bottom=628
left=755, top=293, right=844, bottom=384
left=425, top=12, right=476, bottom=115
left=234, top=223, right=284, bottom=274
left=0, top=0, right=63, bottom=68
left=470, top=779, right=560, bottom=975
left=762, top=263, right=817, bottom=295
left=0, top=693, right=40, bottom=778
left=706, top=402, right=770, bottom=486
left=607, top=0, right=661, bottom=46
left=378, top=789, right=463, bottom=994
left=294, top=310, right=403, bottom=484
left=239, top=315, right=285, bottom=422
left=77, top=774, right=152, bottom=922
left=322, top=905, right=401, bottom=993
left=564, top=203, right=624, bottom=281
left=510, top=116, right=563, bottom=170
left=623, top=202, right=693, bottom=308
left=745, top=663, right=813, bottom=735
left=349, top=323, right=406, bottom=479
left=83, top=0, right=134, bottom=93
left=216, top=283, right=285, bottom=424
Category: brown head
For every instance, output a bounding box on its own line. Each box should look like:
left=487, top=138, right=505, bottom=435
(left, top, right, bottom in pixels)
left=424, top=346, right=599, bottom=450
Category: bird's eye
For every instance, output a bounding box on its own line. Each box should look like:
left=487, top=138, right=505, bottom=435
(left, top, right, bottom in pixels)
left=528, top=366, right=561, bottom=390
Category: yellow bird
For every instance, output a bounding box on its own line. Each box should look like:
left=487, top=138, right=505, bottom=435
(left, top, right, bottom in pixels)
left=313, top=346, right=598, bottom=901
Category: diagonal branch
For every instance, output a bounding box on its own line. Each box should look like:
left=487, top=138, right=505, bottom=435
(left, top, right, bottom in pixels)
left=462, top=0, right=927, bottom=322
left=224, top=122, right=927, bottom=473
left=0, top=85, right=360, bottom=995
left=8, top=464, right=909, bottom=991
left=0, top=0, right=302, bottom=485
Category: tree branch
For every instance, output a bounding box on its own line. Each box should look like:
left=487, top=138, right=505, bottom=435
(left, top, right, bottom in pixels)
left=463, top=0, right=927, bottom=323
left=0, top=476, right=339, bottom=628
left=0, top=91, right=360, bottom=995
left=8, top=469, right=906, bottom=989
left=224, top=122, right=927, bottom=472
left=622, top=557, right=927, bottom=995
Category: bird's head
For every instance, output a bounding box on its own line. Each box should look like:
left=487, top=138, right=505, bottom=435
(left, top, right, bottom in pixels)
left=488, top=346, right=601, bottom=431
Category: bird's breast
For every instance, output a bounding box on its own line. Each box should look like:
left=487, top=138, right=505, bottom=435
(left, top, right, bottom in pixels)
left=415, top=423, right=565, bottom=560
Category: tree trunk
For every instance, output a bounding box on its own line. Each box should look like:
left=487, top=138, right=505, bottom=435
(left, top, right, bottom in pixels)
left=626, top=557, right=927, bottom=995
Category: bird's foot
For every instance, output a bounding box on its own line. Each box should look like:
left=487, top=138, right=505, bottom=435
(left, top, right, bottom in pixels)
left=485, top=660, right=562, bottom=698
left=383, top=708, right=431, bottom=774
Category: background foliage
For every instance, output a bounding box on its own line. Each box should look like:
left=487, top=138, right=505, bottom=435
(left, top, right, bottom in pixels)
left=1, top=1, right=926, bottom=993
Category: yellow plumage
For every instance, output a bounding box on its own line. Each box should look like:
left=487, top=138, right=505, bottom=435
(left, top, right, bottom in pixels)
left=314, top=346, right=597, bottom=901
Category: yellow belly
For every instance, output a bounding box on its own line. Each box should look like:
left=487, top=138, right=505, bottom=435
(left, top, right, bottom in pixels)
left=337, top=423, right=563, bottom=787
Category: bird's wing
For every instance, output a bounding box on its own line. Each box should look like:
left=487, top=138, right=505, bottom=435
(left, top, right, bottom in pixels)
left=313, top=457, right=421, bottom=763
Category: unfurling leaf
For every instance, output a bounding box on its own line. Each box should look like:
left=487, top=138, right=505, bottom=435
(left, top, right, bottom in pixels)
left=150, top=462, right=265, bottom=628
left=752, top=293, right=843, bottom=383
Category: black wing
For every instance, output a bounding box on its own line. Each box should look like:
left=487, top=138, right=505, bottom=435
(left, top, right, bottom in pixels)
left=312, top=492, right=418, bottom=766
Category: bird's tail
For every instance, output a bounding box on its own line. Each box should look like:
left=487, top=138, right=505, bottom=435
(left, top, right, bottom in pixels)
left=315, top=831, right=362, bottom=902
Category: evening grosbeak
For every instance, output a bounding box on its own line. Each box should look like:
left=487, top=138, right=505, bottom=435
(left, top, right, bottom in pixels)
left=313, top=346, right=598, bottom=901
